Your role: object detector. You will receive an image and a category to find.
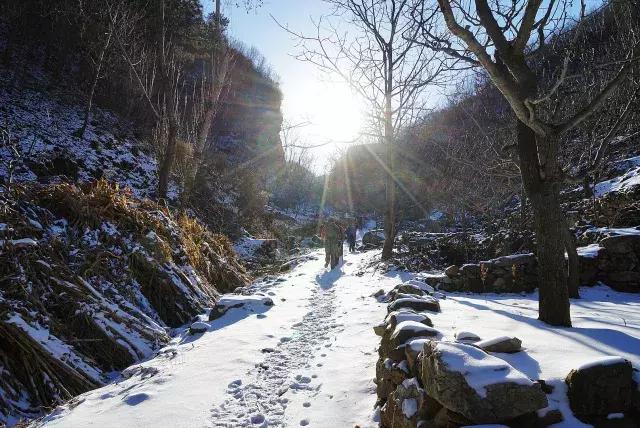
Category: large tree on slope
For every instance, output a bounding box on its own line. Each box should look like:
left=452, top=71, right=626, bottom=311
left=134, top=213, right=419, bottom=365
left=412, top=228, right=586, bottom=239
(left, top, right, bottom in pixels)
left=416, top=0, right=639, bottom=325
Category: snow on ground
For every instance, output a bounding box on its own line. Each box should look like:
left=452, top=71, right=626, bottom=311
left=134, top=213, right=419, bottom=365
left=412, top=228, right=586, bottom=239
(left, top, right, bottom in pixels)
left=594, top=164, right=640, bottom=197
left=233, top=236, right=271, bottom=260
left=34, top=247, right=396, bottom=428
left=32, top=247, right=640, bottom=428
left=0, top=82, right=179, bottom=199
left=433, top=286, right=640, bottom=427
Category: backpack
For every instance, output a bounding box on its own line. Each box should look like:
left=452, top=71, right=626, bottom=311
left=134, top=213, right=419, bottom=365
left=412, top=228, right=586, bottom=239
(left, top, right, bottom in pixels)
left=325, top=222, right=339, bottom=240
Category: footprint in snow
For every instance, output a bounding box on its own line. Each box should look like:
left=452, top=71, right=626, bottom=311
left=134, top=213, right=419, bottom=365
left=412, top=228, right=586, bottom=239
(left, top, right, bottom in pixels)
left=250, top=414, right=265, bottom=424
left=295, top=375, right=311, bottom=383
left=123, top=392, right=150, bottom=406
left=300, top=419, right=310, bottom=426
left=303, top=402, right=311, bottom=407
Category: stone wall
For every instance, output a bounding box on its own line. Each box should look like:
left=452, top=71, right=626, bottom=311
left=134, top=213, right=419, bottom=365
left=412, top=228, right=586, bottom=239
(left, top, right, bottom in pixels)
left=423, top=234, right=640, bottom=294
left=374, top=280, right=640, bottom=428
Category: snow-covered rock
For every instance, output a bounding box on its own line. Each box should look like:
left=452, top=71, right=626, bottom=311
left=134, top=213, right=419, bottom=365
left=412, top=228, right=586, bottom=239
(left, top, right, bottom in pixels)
left=454, top=331, right=481, bottom=342
left=189, top=321, right=210, bottom=334
left=388, top=296, right=441, bottom=314
left=476, top=336, right=522, bottom=353
left=420, top=341, right=547, bottom=424
left=565, top=357, right=635, bottom=422
left=209, top=295, right=274, bottom=321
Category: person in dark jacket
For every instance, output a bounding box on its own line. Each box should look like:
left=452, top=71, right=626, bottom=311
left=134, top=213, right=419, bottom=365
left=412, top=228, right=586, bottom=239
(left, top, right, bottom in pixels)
left=345, top=223, right=356, bottom=253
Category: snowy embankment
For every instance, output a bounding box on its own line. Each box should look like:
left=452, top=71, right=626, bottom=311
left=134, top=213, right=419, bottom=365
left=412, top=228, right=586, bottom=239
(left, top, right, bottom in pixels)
left=32, top=248, right=640, bottom=428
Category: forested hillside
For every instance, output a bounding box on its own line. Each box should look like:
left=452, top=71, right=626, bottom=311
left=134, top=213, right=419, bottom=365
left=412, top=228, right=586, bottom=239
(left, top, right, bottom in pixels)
left=326, top=1, right=640, bottom=229
left=0, top=0, right=287, bottom=424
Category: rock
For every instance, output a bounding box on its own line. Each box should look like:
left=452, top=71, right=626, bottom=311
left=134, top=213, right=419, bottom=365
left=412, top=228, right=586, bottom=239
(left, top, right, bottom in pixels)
left=476, top=336, right=522, bottom=353
left=380, top=321, right=441, bottom=358
left=420, top=341, right=548, bottom=424
left=444, top=265, right=459, bottom=278
left=600, top=235, right=640, bottom=254
left=461, top=263, right=483, bottom=292
left=454, top=330, right=481, bottom=342
left=386, top=310, right=433, bottom=331
left=189, top=321, right=209, bottom=334
left=209, top=295, right=273, bottom=321
left=376, top=358, right=412, bottom=401
left=536, top=379, right=554, bottom=394
left=404, top=339, right=430, bottom=374
left=372, top=289, right=386, bottom=298
left=604, top=271, right=640, bottom=292
left=460, top=264, right=481, bottom=276
left=539, top=409, right=564, bottom=426
left=374, top=322, right=387, bottom=337
left=405, top=279, right=435, bottom=294
left=491, top=253, right=536, bottom=267
left=0, top=237, right=39, bottom=250
left=565, top=357, right=635, bottom=420
left=363, top=229, right=385, bottom=247
left=394, top=282, right=426, bottom=296
left=380, top=379, right=442, bottom=428
left=387, top=296, right=441, bottom=314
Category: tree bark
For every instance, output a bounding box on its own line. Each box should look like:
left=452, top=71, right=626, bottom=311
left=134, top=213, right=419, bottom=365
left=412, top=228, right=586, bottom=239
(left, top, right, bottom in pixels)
left=78, top=29, right=112, bottom=139
left=517, top=120, right=571, bottom=326
left=381, top=90, right=396, bottom=261
left=564, top=225, right=580, bottom=298
left=157, top=117, right=178, bottom=201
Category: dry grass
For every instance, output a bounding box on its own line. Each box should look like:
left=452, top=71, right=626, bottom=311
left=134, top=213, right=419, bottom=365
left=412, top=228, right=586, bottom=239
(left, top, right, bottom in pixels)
left=0, top=179, right=251, bottom=422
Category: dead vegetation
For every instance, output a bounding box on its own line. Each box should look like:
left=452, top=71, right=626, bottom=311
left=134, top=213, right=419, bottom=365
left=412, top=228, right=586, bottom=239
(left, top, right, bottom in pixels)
left=0, top=179, right=250, bottom=423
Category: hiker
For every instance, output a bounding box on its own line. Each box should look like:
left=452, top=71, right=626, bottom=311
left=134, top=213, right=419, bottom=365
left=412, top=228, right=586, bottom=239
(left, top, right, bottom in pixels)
left=345, top=223, right=356, bottom=253
left=320, top=219, right=343, bottom=269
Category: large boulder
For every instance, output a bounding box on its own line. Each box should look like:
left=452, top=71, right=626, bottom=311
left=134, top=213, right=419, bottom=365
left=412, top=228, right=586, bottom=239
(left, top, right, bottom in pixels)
left=420, top=341, right=548, bottom=424
left=387, top=296, right=441, bottom=314
left=460, top=263, right=483, bottom=292
left=565, top=357, right=636, bottom=422
left=444, top=265, right=459, bottom=278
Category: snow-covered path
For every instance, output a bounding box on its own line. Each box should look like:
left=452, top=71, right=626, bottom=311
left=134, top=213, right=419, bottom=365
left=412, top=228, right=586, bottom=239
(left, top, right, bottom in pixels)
left=32, top=246, right=640, bottom=428
left=36, top=248, right=400, bottom=428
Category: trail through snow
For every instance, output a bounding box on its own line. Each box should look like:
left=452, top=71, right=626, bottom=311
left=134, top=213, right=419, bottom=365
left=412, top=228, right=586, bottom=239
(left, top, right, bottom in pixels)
left=33, top=244, right=640, bottom=428
left=36, top=248, right=400, bottom=428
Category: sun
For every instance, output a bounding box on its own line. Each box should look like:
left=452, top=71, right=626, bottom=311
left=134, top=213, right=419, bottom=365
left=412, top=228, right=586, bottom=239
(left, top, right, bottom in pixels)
left=313, top=82, right=364, bottom=142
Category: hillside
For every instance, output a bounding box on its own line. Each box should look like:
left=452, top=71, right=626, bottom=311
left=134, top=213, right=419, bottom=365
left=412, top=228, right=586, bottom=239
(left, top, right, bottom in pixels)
left=0, top=2, right=288, bottom=425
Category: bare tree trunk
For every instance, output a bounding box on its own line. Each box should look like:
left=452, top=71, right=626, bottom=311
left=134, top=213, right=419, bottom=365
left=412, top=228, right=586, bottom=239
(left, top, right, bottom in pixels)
left=381, top=91, right=396, bottom=261
left=78, top=30, right=112, bottom=139
left=517, top=120, right=571, bottom=327
left=158, top=117, right=178, bottom=200
left=564, top=225, right=580, bottom=298
left=188, top=0, right=228, bottom=197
